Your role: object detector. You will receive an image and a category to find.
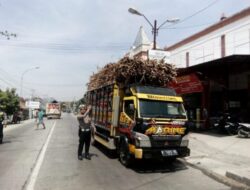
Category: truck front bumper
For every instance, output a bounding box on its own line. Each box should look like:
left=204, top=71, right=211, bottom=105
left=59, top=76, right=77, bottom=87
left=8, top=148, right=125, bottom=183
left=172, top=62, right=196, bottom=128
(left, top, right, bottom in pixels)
left=134, top=147, right=190, bottom=159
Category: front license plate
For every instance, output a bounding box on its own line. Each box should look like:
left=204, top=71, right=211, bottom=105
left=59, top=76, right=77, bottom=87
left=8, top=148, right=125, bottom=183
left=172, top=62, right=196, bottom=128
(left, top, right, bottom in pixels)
left=161, top=150, right=178, bottom=157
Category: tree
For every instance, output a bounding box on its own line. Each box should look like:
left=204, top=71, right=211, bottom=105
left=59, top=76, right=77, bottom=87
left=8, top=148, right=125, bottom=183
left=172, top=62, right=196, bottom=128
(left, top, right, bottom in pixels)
left=77, top=97, right=85, bottom=106
left=0, top=88, right=19, bottom=115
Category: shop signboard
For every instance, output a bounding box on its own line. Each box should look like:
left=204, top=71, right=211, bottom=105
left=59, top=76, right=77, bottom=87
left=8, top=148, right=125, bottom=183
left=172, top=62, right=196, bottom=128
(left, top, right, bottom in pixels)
left=148, top=50, right=170, bottom=63
left=25, top=101, right=40, bottom=109
left=169, top=73, right=203, bottom=95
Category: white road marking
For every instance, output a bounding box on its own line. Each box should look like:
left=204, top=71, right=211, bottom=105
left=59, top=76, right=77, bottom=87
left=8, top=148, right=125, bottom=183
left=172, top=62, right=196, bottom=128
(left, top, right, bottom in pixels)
left=25, top=121, right=57, bottom=190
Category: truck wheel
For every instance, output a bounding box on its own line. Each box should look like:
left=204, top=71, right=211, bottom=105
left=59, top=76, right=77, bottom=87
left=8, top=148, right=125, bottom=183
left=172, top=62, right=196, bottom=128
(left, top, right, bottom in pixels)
left=119, top=143, right=132, bottom=167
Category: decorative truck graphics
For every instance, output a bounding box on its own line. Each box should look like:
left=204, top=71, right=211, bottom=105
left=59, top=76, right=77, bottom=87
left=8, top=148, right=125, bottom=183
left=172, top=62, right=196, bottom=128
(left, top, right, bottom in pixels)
left=86, top=84, right=190, bottom=166
left=85, top=57, right=190, bottom=166
left=46, top=102, right=61, bottom=119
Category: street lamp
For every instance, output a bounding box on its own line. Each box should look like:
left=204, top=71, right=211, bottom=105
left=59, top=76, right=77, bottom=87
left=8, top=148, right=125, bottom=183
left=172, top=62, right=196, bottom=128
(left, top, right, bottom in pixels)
left=128, top=8, right=179, bottom=50
left=20, top=66, right=40, bottom=98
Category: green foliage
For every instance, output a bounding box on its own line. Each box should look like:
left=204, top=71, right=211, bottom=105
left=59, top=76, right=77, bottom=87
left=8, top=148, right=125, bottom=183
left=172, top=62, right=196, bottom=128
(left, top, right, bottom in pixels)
left=0, top=88, right=19, bottom=115
left=78, top=97, right=85, bottom=105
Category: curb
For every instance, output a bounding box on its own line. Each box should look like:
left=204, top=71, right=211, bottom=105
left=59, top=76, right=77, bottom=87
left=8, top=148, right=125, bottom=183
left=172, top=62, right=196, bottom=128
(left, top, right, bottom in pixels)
left=180, top=158, right=250, bottom=190
left=226, top=172, right=250, bottom=187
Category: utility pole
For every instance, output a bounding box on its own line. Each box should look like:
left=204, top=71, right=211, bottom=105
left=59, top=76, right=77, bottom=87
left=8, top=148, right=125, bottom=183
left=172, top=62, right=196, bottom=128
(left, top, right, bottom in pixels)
left=128, top=8, right=179, bottom=50
left=153, top=20, right=157, bottom=50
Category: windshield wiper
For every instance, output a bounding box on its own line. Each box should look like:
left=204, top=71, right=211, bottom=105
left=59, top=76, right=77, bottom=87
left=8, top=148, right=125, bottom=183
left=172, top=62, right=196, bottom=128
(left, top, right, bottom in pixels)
left=141, top=115, right=169, bottom=118
left=170, top=115, right=186, bottom=119
left=141, top=114, right=186, bottom=119
left=154, top=115, right=169, bottom=118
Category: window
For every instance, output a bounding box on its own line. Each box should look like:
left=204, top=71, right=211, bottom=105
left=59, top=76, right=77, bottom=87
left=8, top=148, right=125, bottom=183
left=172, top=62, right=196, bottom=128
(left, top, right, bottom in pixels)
left=139, top=99, right=186, bottom=119
left=124, top=100, right=135, bottom=119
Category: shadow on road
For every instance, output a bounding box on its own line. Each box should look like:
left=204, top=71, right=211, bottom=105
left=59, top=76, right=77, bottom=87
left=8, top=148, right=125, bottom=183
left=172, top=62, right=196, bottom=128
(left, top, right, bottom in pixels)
left=93, top=141, right=188, bottom=174
left=92, top=141, right=118, bottom=159
left=35, top=128, right=47, bottom=130
left=0, top=140, right=11, bottom=144
left=131, top=159, right=188, bottom=174
left=81, top=152, right=99, bottom=159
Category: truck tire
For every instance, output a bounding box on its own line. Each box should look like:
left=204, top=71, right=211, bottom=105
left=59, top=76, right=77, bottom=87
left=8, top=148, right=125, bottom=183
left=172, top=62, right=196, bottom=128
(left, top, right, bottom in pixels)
left=119, top=139, right=133, bottom=167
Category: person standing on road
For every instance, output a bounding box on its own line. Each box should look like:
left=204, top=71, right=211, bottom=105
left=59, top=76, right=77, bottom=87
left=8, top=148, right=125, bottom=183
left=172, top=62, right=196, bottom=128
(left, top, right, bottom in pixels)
left=77, top=105, right=92, bottom=160
left=0, top=112, right=4, bottom=144
left=36, top=109, right=46, bottom=129
left=34, top=109, right=38, bottom=123
left=0, top=112, right=7, bottom=144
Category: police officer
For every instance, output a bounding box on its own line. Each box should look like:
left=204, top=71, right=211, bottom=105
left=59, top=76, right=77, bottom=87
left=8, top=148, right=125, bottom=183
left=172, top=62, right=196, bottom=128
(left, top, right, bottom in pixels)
left=77, top=105, right=92, bottom=160
left=0, top=112, right=6, bottom=144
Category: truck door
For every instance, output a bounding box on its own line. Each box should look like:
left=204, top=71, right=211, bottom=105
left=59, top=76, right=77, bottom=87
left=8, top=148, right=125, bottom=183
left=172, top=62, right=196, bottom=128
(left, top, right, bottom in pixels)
left=124, top=100, right=135, bottom=121
left=120, top=98, right=137, bottom=126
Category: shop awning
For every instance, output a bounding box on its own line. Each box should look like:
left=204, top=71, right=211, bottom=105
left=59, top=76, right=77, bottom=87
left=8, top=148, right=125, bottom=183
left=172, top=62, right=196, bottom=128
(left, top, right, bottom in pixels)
left=178, top=55, right=250, bottom=77
left=169, top=73, right=203, bottom=95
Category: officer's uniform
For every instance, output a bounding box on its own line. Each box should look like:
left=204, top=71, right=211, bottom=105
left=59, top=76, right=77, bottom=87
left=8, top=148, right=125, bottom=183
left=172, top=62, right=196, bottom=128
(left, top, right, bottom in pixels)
left=0, top=112, right=5, bottom=144
left=77, top=107, right=92, bottom=160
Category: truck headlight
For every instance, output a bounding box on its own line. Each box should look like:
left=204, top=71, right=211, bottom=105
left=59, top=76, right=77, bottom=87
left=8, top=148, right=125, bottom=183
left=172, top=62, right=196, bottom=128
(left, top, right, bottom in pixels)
left=135, top=136, right=151, bottom=147
left=180, top=135, right=189, bottom=147
left=135, top=137, right=141, bottom=147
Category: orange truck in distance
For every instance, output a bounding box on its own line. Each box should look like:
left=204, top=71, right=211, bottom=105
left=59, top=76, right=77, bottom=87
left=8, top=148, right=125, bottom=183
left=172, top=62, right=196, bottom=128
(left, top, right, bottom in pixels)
left=45, top=102, right=61, bottom=119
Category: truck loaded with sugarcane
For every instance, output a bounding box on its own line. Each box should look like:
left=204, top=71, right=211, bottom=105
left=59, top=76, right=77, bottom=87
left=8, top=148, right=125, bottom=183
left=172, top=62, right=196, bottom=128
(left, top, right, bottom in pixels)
left=85, top=57, right=190, bottom=166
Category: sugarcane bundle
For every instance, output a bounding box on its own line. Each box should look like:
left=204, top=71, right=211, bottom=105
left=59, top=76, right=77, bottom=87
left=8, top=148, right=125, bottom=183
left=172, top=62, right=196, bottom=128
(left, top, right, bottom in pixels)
left=87, top=57, right=176, bottom=90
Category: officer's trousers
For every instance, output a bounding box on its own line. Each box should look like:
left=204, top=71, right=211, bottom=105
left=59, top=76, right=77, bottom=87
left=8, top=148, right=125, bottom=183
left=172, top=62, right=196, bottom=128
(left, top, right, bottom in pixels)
left=78, top=129, right=91, bottom=156
left=0, top=124, right=3, bottom=144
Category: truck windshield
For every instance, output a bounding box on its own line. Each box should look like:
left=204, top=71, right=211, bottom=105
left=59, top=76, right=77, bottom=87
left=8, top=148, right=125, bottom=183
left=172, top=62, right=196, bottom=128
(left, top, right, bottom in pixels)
left=139, top=99, right=187, bottom=119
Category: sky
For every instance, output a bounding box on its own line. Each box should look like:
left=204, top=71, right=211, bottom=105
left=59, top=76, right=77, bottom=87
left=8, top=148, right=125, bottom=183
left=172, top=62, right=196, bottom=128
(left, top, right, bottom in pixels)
left=0, top=0, right=249, bottom=101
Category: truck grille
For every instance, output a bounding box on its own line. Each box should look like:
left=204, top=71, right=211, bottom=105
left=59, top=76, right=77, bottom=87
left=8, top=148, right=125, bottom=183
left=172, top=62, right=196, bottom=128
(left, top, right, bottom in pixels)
left=151, top=140, right=181, bottom=147
left=150, top=135, right=181, bottom=147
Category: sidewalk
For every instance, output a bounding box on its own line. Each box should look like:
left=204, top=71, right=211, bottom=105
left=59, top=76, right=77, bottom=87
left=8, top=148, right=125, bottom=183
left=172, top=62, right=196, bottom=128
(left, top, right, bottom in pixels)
left=3, top=119, right=36, bottom=132
left=184, top=131, right=250, bottom=189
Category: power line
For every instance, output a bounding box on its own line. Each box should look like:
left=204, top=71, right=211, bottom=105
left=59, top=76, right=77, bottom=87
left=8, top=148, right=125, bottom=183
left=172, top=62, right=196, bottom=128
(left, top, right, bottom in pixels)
left=162, top=22, right=215, bottom=30
left=0, top=76, right=17, bottom=89
left=0, top=68, right=20, bottom=84
left=0, top=1, right=217, bottom=54
left=0, top=38, right=131, bottom=48
left=0, top=68, right=41, bottom=95
left=0, top=68, right=19, bottom=88
left=23, top=82, right=85, bottom=87
left=0, top=42, right=129, bottom=53
left=163, top=0, right=220, bottom=28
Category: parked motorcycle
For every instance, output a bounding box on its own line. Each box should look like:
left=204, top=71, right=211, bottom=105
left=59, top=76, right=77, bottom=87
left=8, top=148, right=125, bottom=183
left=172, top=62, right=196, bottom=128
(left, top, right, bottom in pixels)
left=214, top=113, right=250, bottom=137
left=237, top=123, right=250, bottom=138
left=213, top=113, right=239, bottom=135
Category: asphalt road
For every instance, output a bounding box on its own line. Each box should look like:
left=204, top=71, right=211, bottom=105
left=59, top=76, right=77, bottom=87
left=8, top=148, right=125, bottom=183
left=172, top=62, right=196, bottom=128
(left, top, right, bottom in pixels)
left=0, top=113, right=230, bottom=190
